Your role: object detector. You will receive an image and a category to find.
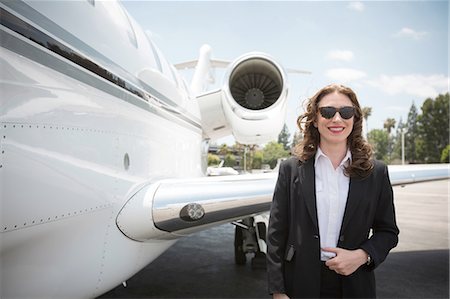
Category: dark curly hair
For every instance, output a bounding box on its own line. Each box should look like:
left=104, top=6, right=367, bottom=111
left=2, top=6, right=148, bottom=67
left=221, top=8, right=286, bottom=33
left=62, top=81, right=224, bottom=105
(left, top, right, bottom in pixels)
left=293, top=83, right=374, bottom=178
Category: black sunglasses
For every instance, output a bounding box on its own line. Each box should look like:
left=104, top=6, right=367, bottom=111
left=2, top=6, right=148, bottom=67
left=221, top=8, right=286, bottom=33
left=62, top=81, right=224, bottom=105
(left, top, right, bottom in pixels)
left=318, top=106, right=355, bottom=120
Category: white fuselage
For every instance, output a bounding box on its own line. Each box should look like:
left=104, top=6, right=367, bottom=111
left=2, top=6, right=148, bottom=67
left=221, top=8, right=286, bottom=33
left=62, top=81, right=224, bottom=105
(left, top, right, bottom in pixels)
left=4, top=2, right=447, bottom=299
left=1, top=1, right=204, bottom=297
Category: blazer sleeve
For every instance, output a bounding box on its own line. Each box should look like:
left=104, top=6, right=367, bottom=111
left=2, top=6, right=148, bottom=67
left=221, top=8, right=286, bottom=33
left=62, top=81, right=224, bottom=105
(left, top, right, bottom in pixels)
left=360, top=162, right=400, bottom=270
left=267, top=160, right=290, bottom=294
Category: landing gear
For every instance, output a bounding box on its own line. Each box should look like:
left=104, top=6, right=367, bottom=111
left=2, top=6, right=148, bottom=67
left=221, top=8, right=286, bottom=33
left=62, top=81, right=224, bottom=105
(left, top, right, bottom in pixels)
left=234, top=225, right=246, bottom=265
left=232, top=214, right=269, bottom=269
left=251, top=252, right=267, bottom=269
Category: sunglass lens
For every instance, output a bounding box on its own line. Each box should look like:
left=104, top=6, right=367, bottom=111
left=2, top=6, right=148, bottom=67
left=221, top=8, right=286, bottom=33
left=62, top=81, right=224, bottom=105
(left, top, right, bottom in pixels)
left=340, top=107, right=355, bottom=119
left=320, top=107, right=336, bottom=119
left=319, top=106, right=355, bottom=119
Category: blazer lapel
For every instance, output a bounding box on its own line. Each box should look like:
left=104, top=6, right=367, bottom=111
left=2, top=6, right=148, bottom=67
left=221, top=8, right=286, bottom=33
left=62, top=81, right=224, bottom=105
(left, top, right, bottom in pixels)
left=298, top=158, right=318, bottom=230
left=340, top=177, right=365, bottom=233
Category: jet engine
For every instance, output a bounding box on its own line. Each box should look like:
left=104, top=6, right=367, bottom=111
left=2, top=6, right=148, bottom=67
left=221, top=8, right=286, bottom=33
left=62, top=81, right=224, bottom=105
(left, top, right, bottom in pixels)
left=197, top=53, right=288, bottom=144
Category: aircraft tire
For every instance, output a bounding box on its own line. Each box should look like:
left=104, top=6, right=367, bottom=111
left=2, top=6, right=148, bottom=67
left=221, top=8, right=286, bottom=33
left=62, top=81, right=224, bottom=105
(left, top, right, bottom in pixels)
left=251, top=252, right=267, bottom=270
left=234, top=226, right=246, bottom=265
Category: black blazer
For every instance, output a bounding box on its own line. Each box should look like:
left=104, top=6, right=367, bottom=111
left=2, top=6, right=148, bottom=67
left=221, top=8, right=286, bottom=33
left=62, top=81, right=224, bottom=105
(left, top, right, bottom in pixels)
left=267, top=157, right=399, bottom=298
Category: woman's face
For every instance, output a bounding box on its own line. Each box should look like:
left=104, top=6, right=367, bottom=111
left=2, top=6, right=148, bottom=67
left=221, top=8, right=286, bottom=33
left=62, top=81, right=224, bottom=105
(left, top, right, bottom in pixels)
left=314, top=91, right=354, bottom=148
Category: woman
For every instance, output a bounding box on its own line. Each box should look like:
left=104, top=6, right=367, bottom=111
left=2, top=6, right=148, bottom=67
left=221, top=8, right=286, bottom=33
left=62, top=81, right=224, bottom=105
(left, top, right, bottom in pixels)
left=267, top=84, right=399, bottom=298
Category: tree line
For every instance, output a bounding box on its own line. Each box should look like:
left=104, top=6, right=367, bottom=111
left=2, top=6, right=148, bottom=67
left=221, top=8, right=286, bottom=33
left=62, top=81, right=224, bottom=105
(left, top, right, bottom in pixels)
left=367, top=92, right=449, bottom=164
left=208, top=92, right=449, bottom=171
left=208, top=136, right=290, bottom=171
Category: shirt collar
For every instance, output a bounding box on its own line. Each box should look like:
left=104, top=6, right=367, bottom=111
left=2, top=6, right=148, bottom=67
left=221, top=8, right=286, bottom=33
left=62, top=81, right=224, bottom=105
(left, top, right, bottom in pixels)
left=315, top=147, right=352, bottom=167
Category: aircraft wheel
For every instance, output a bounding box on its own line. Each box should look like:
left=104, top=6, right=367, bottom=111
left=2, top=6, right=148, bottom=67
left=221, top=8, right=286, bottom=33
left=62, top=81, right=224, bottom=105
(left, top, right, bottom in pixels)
left=251, top=252, right=267, bottom=270
left=234, top=226, right=246, bottom=265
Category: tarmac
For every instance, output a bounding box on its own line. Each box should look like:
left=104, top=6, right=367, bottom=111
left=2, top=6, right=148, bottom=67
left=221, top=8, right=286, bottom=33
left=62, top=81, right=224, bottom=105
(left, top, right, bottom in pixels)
left=100, top=179, right=449, bottom=298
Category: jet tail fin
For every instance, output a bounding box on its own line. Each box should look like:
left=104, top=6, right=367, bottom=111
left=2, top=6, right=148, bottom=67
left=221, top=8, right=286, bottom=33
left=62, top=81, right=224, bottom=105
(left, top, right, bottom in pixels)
left=174, top=45, right=311, bottom=95
left=174, top=44, right=230, bottom=94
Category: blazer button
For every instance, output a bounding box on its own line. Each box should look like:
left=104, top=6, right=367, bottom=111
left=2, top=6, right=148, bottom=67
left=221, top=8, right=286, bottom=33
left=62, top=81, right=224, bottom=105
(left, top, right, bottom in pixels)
left=339, top=235, right=345, bottom=242
left=313, top=234, right=319, bottom=239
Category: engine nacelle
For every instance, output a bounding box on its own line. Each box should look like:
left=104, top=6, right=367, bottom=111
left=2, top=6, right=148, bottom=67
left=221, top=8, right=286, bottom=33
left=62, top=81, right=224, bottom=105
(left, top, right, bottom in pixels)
left=197, top=52, right=288, bottom=144
left=222, top=53, right=288, bottom=144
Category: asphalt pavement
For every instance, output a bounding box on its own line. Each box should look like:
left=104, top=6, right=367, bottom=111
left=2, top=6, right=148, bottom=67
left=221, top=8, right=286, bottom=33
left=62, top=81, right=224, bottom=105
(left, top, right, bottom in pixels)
left=100, top=179, right=449, bottom=298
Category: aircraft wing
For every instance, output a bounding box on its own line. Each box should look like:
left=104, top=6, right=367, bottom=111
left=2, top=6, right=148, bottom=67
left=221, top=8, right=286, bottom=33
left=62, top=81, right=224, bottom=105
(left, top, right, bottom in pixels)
left=117, top=163, right=449, bottom=241
left=388, top=164, right=449, bottom=185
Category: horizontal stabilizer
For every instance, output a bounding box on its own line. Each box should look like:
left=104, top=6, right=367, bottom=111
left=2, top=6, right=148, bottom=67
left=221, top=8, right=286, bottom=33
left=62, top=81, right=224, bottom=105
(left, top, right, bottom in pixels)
left=174, top=59, right=230, bottom=70
left=174, top=60, right=198, bottom=69
left=286, top=67, right=312, bottom=74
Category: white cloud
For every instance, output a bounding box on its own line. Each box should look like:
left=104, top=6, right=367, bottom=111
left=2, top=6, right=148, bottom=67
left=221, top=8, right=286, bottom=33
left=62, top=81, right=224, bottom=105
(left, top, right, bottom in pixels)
left=327, top=50, right=354, bottom=62
left=367, top=74, right=449, bottom=98
left=394, top=27, right=428, bottom=40
left=348, top=2, right=365, bottom=12
left=325, top=68, right=367, bottom=83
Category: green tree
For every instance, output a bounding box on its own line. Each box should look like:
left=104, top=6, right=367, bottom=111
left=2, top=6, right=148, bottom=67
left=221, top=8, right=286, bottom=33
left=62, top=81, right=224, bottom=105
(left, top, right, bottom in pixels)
left=441, top=145, right=450, bottom=163
left=383, top=118, right=396, bottom=135
left=231, top=142, right=244, bottom=165
left=252, top=150, right=263, bottom=169
left=362, top=106, right=372, bottom=134
left=368, top=129, right=390, bottom=162
left=278, top=124, right=291, bottom=151
left=262, top=142, right=289, bottom=169
left=223, top=153, right=236, bottom=167
left=405, top=102, right=419, bottom=163
left=391, top=118, right=405, bottom=162
left=383, top=118, right=396, bottom=160
left=207, top=153, right=221, bottom=166
left=218, top=143, right=229, bottom=156
left=291, top=130, right=303, bottom=152
left=241, top=144, right=259, bottom=171
left=417, top=93, right=450, bottom=163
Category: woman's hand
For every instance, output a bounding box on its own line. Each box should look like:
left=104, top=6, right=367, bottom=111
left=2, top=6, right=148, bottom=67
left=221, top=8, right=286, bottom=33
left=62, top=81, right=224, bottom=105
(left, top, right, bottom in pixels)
left=323, top=247, right=368, bottom=276
left=273, top=293, right=290, bottom=299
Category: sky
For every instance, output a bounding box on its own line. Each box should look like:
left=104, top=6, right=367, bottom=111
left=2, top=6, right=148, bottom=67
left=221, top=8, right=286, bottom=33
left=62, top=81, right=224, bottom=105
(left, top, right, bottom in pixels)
left=122, top=0, right=449, bottom=144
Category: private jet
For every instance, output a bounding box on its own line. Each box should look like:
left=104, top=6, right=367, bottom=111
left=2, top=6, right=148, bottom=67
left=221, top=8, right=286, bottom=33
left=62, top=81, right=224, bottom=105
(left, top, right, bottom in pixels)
left=1, top=1, right=448, bottom=298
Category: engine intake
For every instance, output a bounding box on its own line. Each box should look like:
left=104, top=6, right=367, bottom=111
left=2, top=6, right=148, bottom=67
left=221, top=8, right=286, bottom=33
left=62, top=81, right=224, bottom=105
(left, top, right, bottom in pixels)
left=196, top=52, right=288, bottom=144
left=229, top=58, right=283, bottom=111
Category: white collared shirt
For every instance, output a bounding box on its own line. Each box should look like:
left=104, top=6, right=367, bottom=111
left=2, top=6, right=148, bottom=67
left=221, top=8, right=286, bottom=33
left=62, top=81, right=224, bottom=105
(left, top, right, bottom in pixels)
left=314, top=147, right=351, bottom=261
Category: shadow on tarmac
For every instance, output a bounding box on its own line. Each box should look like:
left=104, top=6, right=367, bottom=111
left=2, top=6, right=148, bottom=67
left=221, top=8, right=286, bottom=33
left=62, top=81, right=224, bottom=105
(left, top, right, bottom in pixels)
left=100, top=225, right=448, bottom=298
left=377, top=249, right=448, bottom=298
